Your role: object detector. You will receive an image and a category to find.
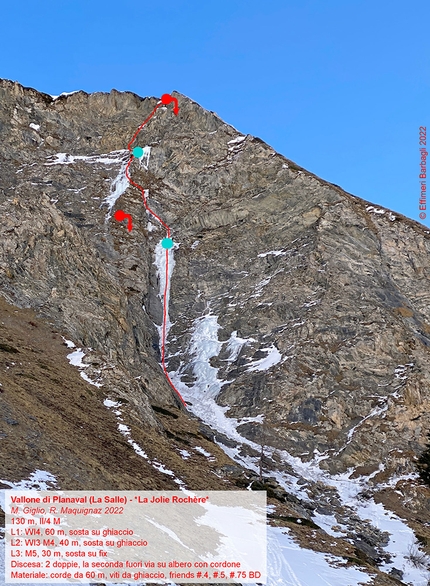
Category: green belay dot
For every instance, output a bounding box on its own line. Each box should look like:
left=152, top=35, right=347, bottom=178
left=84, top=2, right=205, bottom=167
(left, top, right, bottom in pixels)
left=132, top=146, right=144, bottom=158
left=161, top=238, right=174, bottom=249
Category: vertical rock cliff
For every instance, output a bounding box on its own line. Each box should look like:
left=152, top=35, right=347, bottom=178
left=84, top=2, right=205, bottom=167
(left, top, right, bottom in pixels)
left=1, top=79, right=430, bottom=585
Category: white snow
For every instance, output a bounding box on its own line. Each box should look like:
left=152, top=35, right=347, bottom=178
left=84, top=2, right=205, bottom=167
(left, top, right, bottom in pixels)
left=167, top=308, right=429, bottom=585
left=104, top=398, right=151, bottom=461
left=311, top=512, right=344, bottom=538
left=246, top=345, right=282, bottom=372
left=146, top=516, right=194, bottom=551
left=50, top=90, right=81, bottom=100
left=258, top=249, right=287, bottom=258
left=62, top=336, right=75, bottom=348
left=0, top=470, right=58, bottom=511
left=188, top=314, right=224, bottom=398
left=44, top=149, right=132, bottom=218
left=29, top=123, right=40, bottom=131
left=104, top=156, right=130, bottom=214
left=154, top=240, right=176, bottom=336
left=103, top=398, right=185, bottom=487
left=103, top=398, right=118, bottom=408
left=194, top=497, right=266, bottom=573
left=366, top=205, right=386, bottom=215
left=139, top=145, right=151, bottom=169
left=394, top=363, right=414, bottom=380
left=249, top=268, right=285, bottom=299
left=302, top=299, right=321, bottom=308
left=0, top=491, right=373, bottom=586
left=225, top=330, right=255, bottom=362
left=45, top=149, right=128, bottom=166
left=227, top=135, right=246, bottom=145
left=377, top=471, right=418, bottom=490
left=0, top=471, right=60, bottom=586
left=346, top=403, right=389, bottom=440
left=194, top=446, right=212, bottom=457
left=67, top=348, right=86, bottom=367
left=80, top=371, right=102, bottom=387
left=265, top=526, right=372, bottom=585
left=330, top=470, right=430, bottom=585
left=237, top=414, right=265, bottom=425
left=66, top=348, right=102, bottom=387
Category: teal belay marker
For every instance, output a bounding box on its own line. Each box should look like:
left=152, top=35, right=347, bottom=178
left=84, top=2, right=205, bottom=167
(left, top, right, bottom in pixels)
left=161, top=238, right=174, bottom=249
left=132, top=146, right=144, bottom=158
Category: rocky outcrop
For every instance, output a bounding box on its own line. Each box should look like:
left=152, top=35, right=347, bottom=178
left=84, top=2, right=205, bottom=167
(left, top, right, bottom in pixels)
left=1, top=79, right=430, bottom=583
left=1, top=74, right=430, bottom=477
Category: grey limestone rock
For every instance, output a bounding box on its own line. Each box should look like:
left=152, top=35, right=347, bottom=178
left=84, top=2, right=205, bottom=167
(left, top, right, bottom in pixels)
left=1, top=79, right=430, bottom=583
left=1, top=78, right=430, bottom=473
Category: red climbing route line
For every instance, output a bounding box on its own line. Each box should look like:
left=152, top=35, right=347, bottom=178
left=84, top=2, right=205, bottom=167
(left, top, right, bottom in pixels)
left=125, top=95, right=187, bottom=409
left=125, top=159, right=170, bottom=234
left=127, top=105, right=162, bottom=152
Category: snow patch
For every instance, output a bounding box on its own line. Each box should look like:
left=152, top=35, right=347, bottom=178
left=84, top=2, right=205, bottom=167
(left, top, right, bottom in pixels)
left=103, top=398, right=118, bottom=408
left=62, top=337, right=75, bottom=349
left=79, top=371, right=102, bottom=387
left=139, top=145, right=151, bottom=169
left=0, top=472, right=60, bottom=586
left=103, top=155, right=130, bottom=215
left=225, top=330, right=255, bottom=362
left=0, top=470, right=57, bottom=496
left=266, top=526, right=372, bottom=585
left=366, top=205, right=386, bottom=215
left=247, top=345, right=282, bottom=372
left=29, top=123, right=40, bottom=131
left=249, top=269, right=285, bottom=299
left=258, top=249, right=288, bottom=258
left=45, top=149, right=128, bottom=167
left=227, top=135, right=246, bottom=145
left=103, top=399, right=185, bottom=487
left=50, top=90, right=81, bottom=100
left=237, top=414, right=265, bottom=426
left=0, top=470, right=58, bottom=513
left=194, top=446, right=212, bottom=458
left=67, top=348, right=86, bottom=367
left=66, top=348, right=102, bottom=387
left=312, top=512, right=344, bottom=538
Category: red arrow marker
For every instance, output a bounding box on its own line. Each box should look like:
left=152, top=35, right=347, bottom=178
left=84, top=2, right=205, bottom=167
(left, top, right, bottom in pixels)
left=114, top=209, right=133, bottom=232
left=161, top=93, right=179, bottom=116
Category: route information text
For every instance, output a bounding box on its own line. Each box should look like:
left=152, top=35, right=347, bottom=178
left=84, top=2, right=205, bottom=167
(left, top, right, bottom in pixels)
left=5, top=490, right=266, bottom=583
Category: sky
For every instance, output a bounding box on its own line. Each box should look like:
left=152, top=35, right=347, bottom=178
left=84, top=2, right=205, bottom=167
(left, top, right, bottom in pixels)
left=1, top=0, right=429, bottom=226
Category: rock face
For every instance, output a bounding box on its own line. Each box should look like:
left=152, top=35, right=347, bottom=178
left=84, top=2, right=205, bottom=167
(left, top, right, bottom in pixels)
left=1, top=79, right=430, bottom=584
